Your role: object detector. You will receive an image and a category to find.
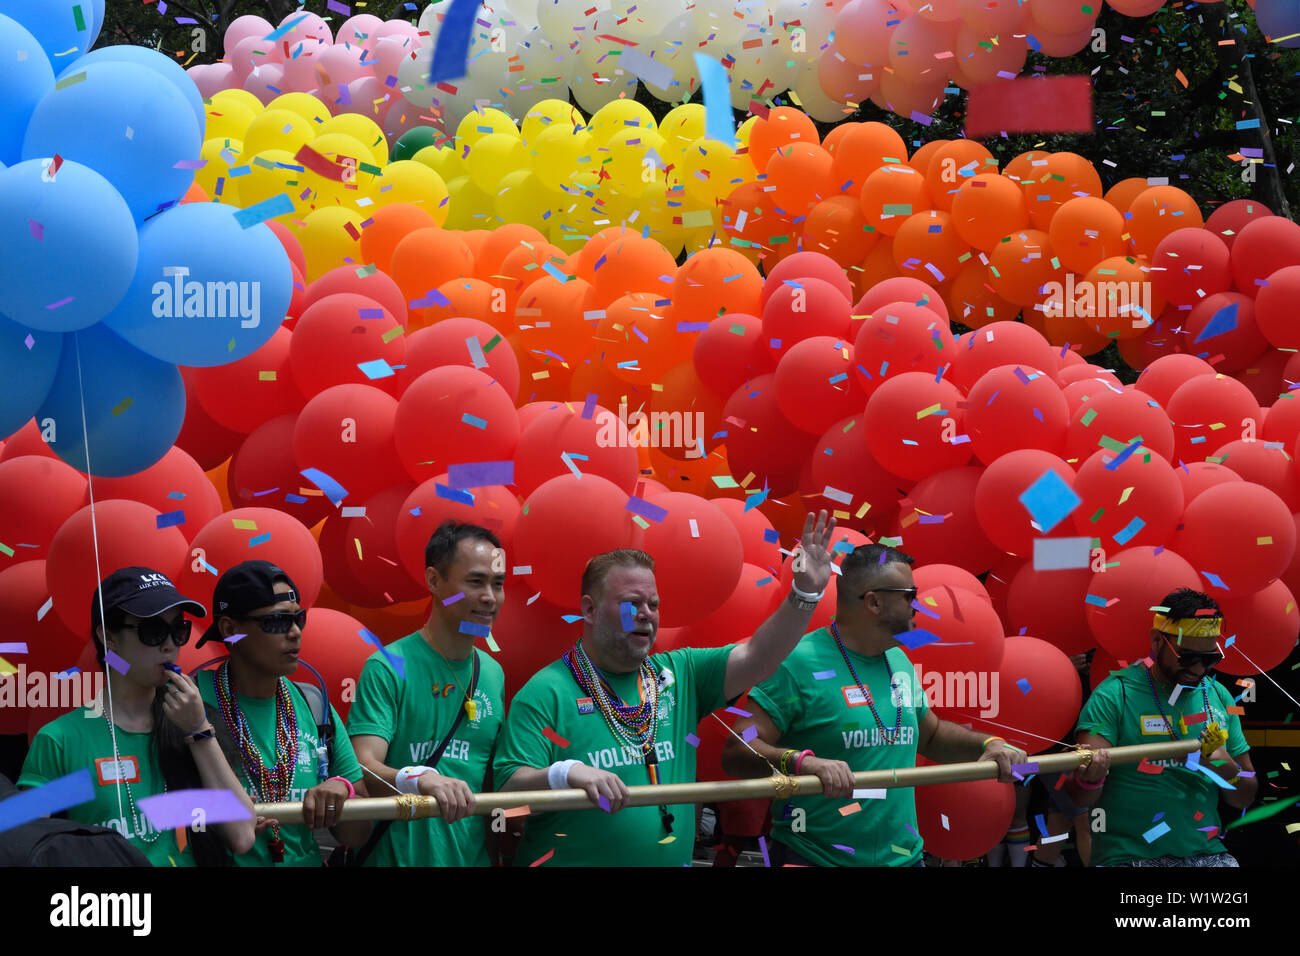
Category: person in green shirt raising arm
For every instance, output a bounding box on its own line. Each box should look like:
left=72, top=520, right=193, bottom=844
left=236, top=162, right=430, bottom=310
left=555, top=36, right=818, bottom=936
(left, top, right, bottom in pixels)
left=1069, top=588, right=1257, bottom=867
left=493, top=509, right=838, bottom=867
left=721, top=543, right=1026, bottom=866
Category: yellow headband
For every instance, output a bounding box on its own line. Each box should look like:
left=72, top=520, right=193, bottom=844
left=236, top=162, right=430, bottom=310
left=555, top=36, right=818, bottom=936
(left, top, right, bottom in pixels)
left=1152, top=613, right=1222, bottom=639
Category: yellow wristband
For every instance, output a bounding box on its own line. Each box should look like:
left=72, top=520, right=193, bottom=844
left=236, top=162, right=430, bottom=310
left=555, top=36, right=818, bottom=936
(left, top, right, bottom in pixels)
left=981, top=736, right=1004, bottom=749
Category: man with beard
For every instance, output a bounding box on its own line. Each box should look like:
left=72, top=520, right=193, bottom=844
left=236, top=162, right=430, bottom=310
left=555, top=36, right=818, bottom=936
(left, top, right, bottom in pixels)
left=493, top=511, right=837, bottom=866
left=348, top=521, right=507, bottom=866
left=721, top=544, right=1025, bottom=866
left=1069, top=588, right=1256, bottom=867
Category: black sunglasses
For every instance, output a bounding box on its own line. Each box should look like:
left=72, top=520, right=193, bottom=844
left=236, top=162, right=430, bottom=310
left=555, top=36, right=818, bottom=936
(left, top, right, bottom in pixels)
left=860, top=587, right=919, bottom=601
left=120, top=618, right=192, bottom=647
left=239, top=609, right=308, bottom=634
left=1159, top=634, right=1224, bottom=669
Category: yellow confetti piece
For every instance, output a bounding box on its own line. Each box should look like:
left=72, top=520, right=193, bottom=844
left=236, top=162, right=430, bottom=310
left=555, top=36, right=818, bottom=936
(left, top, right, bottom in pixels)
left=923, top=595, right=938, bottom=607
left=855, top=501, right=871, bottom=518
left=1118, top=486, right=1134, bottom=505
left=354, top=538, right=363, bottom=560
left=1258, top=536, right=1273, bottom=545
left=838, top=802, right=862, bottom=816
left=916, top=403, right=942, bottom=420
left=381, top=326, right=405, bottom=344
left=110, top=396, right=134, bottom=417
left=1284, top=762, right=1292, bottom=771
left=658, top=835, right=676, bottom=844
left=0, top=656, right=16, bottom=676
left=231, top=518, right=259, bottom=530
left=486, top=632, right=501, bottom=652
left=1286, top=823, right=1300, bottom=835
left=258, top=371, right=277, bottom=381
left=890, top=844, right=911, bottom=856
left=531, top=370, right=550, bottom=380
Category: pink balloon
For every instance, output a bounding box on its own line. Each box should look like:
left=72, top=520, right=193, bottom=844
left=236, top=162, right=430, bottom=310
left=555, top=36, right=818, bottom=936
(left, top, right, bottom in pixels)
left=888, top=15, right=959, bottom=83
left=338, top=76, right=393, bottom=120
left=223, top=14, right=274, bottom=59
left=282, top=48, right=325, bottom=94
left=230, top=34, right=272, bottom=83
left=318, top=44, right=368, bottom=87
left=370, top=30, right=422, bottom=85
left=817, top=47, right=880, bottom=103
left=279, top=11, right=333, bottom=48
left=834, top=0, right=914, bottom=66
left=337, top=14, right=384, bottom=46
left=188, top=63, right=237, bottom=100
left=244, top=64, right=287, bottom=105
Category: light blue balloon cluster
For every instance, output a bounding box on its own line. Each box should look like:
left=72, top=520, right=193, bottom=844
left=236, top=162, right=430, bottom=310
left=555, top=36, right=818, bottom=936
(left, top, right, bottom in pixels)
left=0, top=4, right=291, bottom=477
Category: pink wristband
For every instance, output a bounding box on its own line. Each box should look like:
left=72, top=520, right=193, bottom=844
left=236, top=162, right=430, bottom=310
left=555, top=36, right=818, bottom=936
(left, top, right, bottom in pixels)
left=794, top=750, right=814, bottom=774
left=327, top=776, right=356, bottom=799
left=1072, top=775, right=1104, bottom=790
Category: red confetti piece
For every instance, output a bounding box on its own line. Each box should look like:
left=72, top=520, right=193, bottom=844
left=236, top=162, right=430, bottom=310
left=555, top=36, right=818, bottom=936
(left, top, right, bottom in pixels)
left=964, top=76, right=1092, bottom=138
left=529, top=848, right=555, bottom=867
left=542, top=726, right=570, bottom=748
left=1136, top=759, right=1163, bottom=775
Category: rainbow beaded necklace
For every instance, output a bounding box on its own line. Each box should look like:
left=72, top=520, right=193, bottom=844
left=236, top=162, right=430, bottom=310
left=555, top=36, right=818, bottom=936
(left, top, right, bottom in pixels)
left=830, top=620, right=903, bottom=744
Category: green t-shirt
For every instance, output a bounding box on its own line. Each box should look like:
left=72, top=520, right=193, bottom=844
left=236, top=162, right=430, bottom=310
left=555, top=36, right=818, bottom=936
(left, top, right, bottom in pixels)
left=19, top=706, right=194, bottom=867
left=1077, top=663, right=1249, bottom=866
left=493, top=644, right=734, bottom=867
left=346, top=632, right=506, bottom=867
left=749, top=629, right=929, bottom=867
left=195, top=669, right=364, bottom=867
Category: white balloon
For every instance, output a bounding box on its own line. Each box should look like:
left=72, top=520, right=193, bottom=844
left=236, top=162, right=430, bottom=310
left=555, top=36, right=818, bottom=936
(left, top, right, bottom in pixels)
left=793, top=61, right=847, bottom=123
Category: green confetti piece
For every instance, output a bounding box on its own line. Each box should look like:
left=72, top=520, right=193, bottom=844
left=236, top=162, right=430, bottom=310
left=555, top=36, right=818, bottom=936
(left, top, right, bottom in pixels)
left=483, top=334, right=503, bottom=353
left=54, top=71, right=87, bottom=91
left=890, top=844, right=912, bottom=856
left=111, top=397, right=133, bottom=417
left=359, top=162, right=383, bottom=176
left=1080, top=408, right=1098, bottom=427
left=1097, top=435, right=1128, bottom=453
left=381, top=326, right=405, bottom=344
left=711, top=474, right=740, bottom=488
left=0, top=542, right=13, bottom=558
left=728, top=323, right=748, bottom=336
left=73, top=4, right=86, bottom=31
left=882, top=204, right=913, bottom=216
left=1089, top=507, right=1105, bottom=523
left=1226, top=796, right=1300, bottom=830
left=631, top=514, right=650, bottom=530
left=355, top=264, right=378, bottom=278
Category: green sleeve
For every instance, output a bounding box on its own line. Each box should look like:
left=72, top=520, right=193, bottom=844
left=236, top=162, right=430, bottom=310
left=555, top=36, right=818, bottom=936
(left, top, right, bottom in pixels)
left=679, top=644, right=736, bottom=720
left=1077, top=677, right=1123, bottom=742
left=493, top=684, right=558, bottom=786
left=328, top=704, right=365, bottom=784
left=17, top=725, right=62, bottom=789
left=1216, top=684, right=1250, bottom=758
left=747, top=661, right=801, bottom=737
left=346, top=653, right=401, bottom=742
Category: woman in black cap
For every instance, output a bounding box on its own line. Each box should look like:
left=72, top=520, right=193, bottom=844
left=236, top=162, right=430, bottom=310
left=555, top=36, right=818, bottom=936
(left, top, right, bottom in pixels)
left=19, top=567, right=257, bottom=866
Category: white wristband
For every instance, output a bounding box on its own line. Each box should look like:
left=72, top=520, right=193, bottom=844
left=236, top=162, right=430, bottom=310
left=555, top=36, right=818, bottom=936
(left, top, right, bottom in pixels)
left=547, top=760, right=581, bottom=790
left=790, top=583, right=824, bottom=602
left=396, top=765, right=438, bottom=794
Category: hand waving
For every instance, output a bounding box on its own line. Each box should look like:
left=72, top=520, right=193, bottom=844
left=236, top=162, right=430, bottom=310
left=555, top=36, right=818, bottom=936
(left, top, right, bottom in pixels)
left=790, top=510, right=837, bottom=596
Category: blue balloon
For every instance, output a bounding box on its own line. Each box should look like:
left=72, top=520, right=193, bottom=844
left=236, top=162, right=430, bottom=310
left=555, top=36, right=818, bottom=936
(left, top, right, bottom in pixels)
left=1256, top=0, right=1300, bottom=47
left=23, top=60, right=200, bottom=223
left=0, top=158, right=137, bottom=332
left=0, top=15, right=54, bottom=166
left=103, top=202, right=290, bottom=367
left=0, top=0, right=104, bottom=66
left=37, top=323, right=184, bottom=477
left=61, top=45, right=206, bottom=142
left=0, top=312, right=63, bottom=440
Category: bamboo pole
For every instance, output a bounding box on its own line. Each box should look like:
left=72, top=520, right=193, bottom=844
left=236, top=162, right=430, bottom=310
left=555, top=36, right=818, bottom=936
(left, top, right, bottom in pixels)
left=256, top=740, right=1196, bottom=825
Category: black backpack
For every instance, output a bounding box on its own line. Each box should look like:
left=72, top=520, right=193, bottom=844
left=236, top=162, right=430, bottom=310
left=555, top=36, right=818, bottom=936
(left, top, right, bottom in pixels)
left=0, top=773, right=150, bottom=867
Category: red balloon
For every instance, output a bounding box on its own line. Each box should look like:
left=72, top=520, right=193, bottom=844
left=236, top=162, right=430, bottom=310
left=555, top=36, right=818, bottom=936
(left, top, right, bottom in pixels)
left=290, top=293, right=407, bottom=398
left=342, top=483, right=423, bottom=605
left=1233, top=347, right=1290, bottom=408
left=1057, top=363, right=1122, bottom=389
left=228, top=415, right=334, bottom=528
left=1256, top=265, right=1300, bottom=350
left=955, top=636, right=1083, bottom=754
left=1265, top=395, right=1300, bottom=450
left=965, top=364, right=1068, bottom=464
left=1151, top=228, right=1231, bottom=307
left=346, top=599, right=432, bottom=647
left=895, top=466, right=1000, bottom=575
left=693, top=313, right=774, bottom=399
left=394, top=475, right=519, bottom=585
left=722, top=373, right=820, bottom=498
left=913, top=563, right=991, bottom=602
left=949, top=321, right=1060, bottom=392
left=864, top=372, right=971, bottom=480
left=907, top=584, right=1006, bottom=676
left=974, top=449, right=1076, bottom=556
left=20, top=640, right=99, bottom=739
left=1217, top=578, right=1299, bottom=676
left=1007, top=565, right=1095, bottom=657
left=1085, top=546, right=1202, bottom=659
left=1183, top=293, right=1268, bottom=374
left=636, top=494, right=744, bottom=627
left=776, top=527, right=873, bottom=633
left=851, top=301, right=953, bottom=398
left=1216, top=439, right=1300, bottom=511
left=0, top=456, right=87, bottom=569
left=1230, top=216, right=1300, bottom=297
left=1072, top=447, right=1183, bottom=550
left=293, top=384, right=408, bottom=503
left=985, top=552, right=1024, bottom=625
left=810, top=414, right=911, bottom=534
left=1205, top=199, right=1272, bottom=251
left=492, top=587, right=583, bottom=703
left=1089, top=645, right=1126, bottom=689
left=175, top=369, right=244, bottom=471
left=1166, top=374, right=1262, bottom=463
left=302, top=264, right=408, bottom=328
left=514, top=474, right=641, bottom=605
left=293, top=606, right=376, bottom=722
left=0, top=561, right=89, bottom=731
left=267, top=219, right=307, bottom=276
left=710, top=498, right=782, bottom=570
left=853, top=276, right=950, bottom=322
left=774, top=336, right=862, bottom=434
left=762, top=252, right=853, bottom=307
left=318, top=510, right=378, bottom=606
left=1177, top=461, right=1243, bottom=505
left=513, top=403, right=638, bottom=497
left=191, top=327, right=308, bottom=434
left=398, top=318, right=521, bottom=403
left=81, top=447, right=221, bottom=544
left=177, top=507, right=324, bottom=628
left=394, top=366, right=519, bottom=484
left=1134, top=353, right=1215, bottom=408
left=761, top=278, right=851, bottom=360
left=47, top=501, right=189, bottom=635
left=915, top=775, right=1015, bottom=862
left=1065, top=383, right=1176, bottom=465
left=1175, top=481, right=1295, bottom=596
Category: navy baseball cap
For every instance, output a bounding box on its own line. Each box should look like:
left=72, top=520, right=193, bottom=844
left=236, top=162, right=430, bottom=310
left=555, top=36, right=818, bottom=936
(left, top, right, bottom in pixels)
left=91, top=567, right=206, bottom=624
left=197, top=560, right=300, bottom=647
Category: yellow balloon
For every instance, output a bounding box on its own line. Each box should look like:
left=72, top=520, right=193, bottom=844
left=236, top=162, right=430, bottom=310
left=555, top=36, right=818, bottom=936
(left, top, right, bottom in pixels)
left=466, top=133, right=528, bottom=193
left=635, top=180, right=686, bottom=257
left=455, top=108, right=519, bottom=152
left=292, top=206, right=365, bottom=282
left=371, top=160, right=449, bottom=224
left=301, top=132, right=377, bottom=209
left=587, top=99, right=656, bottom=145
left=443, top=176, right=503, bottom=232
left=521, top=98, right=585, bottom=144
left=412, top=144, right=464, bottom=183
left=317, top=114, right=388, bottom=166
left=267, top=92, right=331, bottom=127
left=211, top=88, right=265, bottom=115
left=601, top=128, right=666, bottom=199
left=494, top=169, right=556, bottom=233
left=238, top=109, right=316, bottom=164
left=736, top=115, right=758, bottom=148
left=238, top=149, right=310, bottom=222
left=196, top=138, right=244, bottom=204
left=679, top=137, right=747, bottom=207
left=659, top=103, right=707, bottom=166
left=532, top=124, right=598, bottom=192
left=204, top=98, right=257, bottom=143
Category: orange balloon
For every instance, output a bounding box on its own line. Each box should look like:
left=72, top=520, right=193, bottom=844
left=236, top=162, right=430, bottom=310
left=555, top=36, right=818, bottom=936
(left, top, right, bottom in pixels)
left=851, top=236, right=902, bottom=299
left=587, top=234, right=677, bottom=307
left=908, top=139, right=953, bottom=180
left=764, top=142, right=836, bottom=214
left=952, top=28, right=1028, bottom=87
left=745, top=106, right=821, bottom=174
left=1041, top=294, right=1111, bottom=354
left=988, top=229, right=1061, bottom=306
left=859, top=164, right=932, bottom=237
left=514, top=273, right=593, bottom=362
left=459, top=229, right=490, bottom=266
left=891, top=209, right=970, bottom=288
left=587, top=292, right=685, bottom=385
left=492, top=242, right=568, bottom=316
left=1048, top=196, right=1126, bottom=274
left=825, top=121, right=910, bottom=197
left=950, top=174, right=1029, bottom=251
left=1025, top=152, right=1102, bottom=230
left=1076, top=255, right=1164, bottom=341
left=569, top=226, right=635, bottom=282
left=947, top=260, right=1021, bottom=329
left=671, top=247, right=762, bottom=323
left=359, top=203, right=438, bottom=275
left=924, top=141, right=996, bottom=211
left=1103, top=177, right=1150, bottom=215
left=803, top=195, right=878, bottom=267
left=650, top=361, right=727, bottom=461
left=477, top=222, right=549, bottom=280
left=388, top=227, right=474, bottom=307
left=1002, top=149, right=1049, bottom=190
left=1127, top=185, right=1205, bottom=258
left=407, top=276, right=502, bottom=333
left=721, top=181, right=803, bottom=269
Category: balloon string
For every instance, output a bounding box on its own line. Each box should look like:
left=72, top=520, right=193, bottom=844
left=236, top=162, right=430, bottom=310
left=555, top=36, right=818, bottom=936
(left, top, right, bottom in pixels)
left=73, top=333, right=127, bottom=831
left=1227, top=647, right=1300, bottom=710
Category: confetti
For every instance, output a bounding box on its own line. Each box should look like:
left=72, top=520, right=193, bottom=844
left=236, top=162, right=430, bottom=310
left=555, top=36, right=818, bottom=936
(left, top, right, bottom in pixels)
left=138, top=788, right=253, bottom=830
left=300, top=468, right=348, bottom=506
left=694, top=53, right=735, bottom=146
left=1032, top=536, right=1092, bottom=570
left=965, top=76, right=1092, bottom=138
left=234, top=194, right=294, bottom=228
left=1194, top=303, right=1239, bottom=343
left=105, top=649, right=130, bottom=675
left=894, top=628, right=941, bottom=650
left=1142, top=821, right=1172, bottom=842
left=542, top=727, right=570, bottom=748
left=1017, top=470, right=1081, bottom=533
left=428, top=0, right=479, bottom=83
left=447, top=460, right=514, bottom=489
left=625, top=496, right=668, bottom=523
left=0, top=770, right=95, bottom=835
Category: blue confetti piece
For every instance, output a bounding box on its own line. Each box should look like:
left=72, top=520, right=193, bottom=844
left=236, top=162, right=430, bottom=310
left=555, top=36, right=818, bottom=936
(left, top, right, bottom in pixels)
left=743, top=488, right=769, bottom=513
left=813, top=669, right=837, bottom=680
left=741, top=724, right=759, bottom=742
left=625, top=496, right=668, bottom=523
left=264, top=14, right=309, bottom=42
left=1225, top=634, right=1236, bottom=648
left=1113, top=516, right=1146, bottom=546
left=540, top=260, right=569, bottom=284
left=1193, top=303, right=1239, bottom=343
left=248, top=532, right=271, bottom=547
left=434, top=483, right=475, bottom=505
left=458, top=620, right=491, bottom=638
left=895, top=628, right=941, bottom=650
left=763, top=529, right=780, bottom=544
left=1186, top=750, right=1201, bottom=769
left=1202, top=571, right=1227, bottom=589
left=461, top=413, right=487, bottom=430
left=1016, top=678, right=1032, bottom=694
left=581, top=393, right=597, bottom=420
left=694, top=53, right=735, bottom=146
left=685, top=733, right=701, bottom=748
left=1035, top=813, right=1049, bottom=836
left=560, top=614, right=583, bottom=623
left=360, top=627, right=405, bottom=680
left=620, top=601, right=637, bottom=632
left=284, top=493, right=307, bottom=504
left=165, top=491, right=186, bottom=500
left=155, top=510, right=186, bottom=529
left=1143, top=821, right=1172, bottom=842
left=447, top=460, right=514, bottom=489
left=1103, top=438, right=1143, bottom=472
left=105, top=649, right=130, bottom=675
left=357, top=358, right=396, bottom=380
left=759, top=834, right=771, bottom=867
left=428, top=0, right=480, bottom=83
left=1017, top=470, right=1081, bottom=533
left=300, top=468, right=348, bottom=506
left=234, top=194, right=294, bottom=229
left=1197, top=763, right=1237, bottom=790
left=1084, top=593, right=1108, bottom=607
left=0, top=770, right=96, bottom=835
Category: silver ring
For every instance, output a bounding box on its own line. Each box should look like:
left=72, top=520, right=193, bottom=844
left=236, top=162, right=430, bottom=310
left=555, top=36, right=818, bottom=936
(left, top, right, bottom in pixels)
left=327, top=804, right=336, bottom=810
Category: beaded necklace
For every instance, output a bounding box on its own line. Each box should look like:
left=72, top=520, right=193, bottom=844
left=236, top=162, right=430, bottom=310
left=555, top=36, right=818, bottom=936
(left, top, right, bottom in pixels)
left=1143, top=663, right=1213, bottom=741
left=100, top=705, right=164, bottom=844
left=215, top=661, right=299, bottom=862
left=830, top=620, right=903, bottom=744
